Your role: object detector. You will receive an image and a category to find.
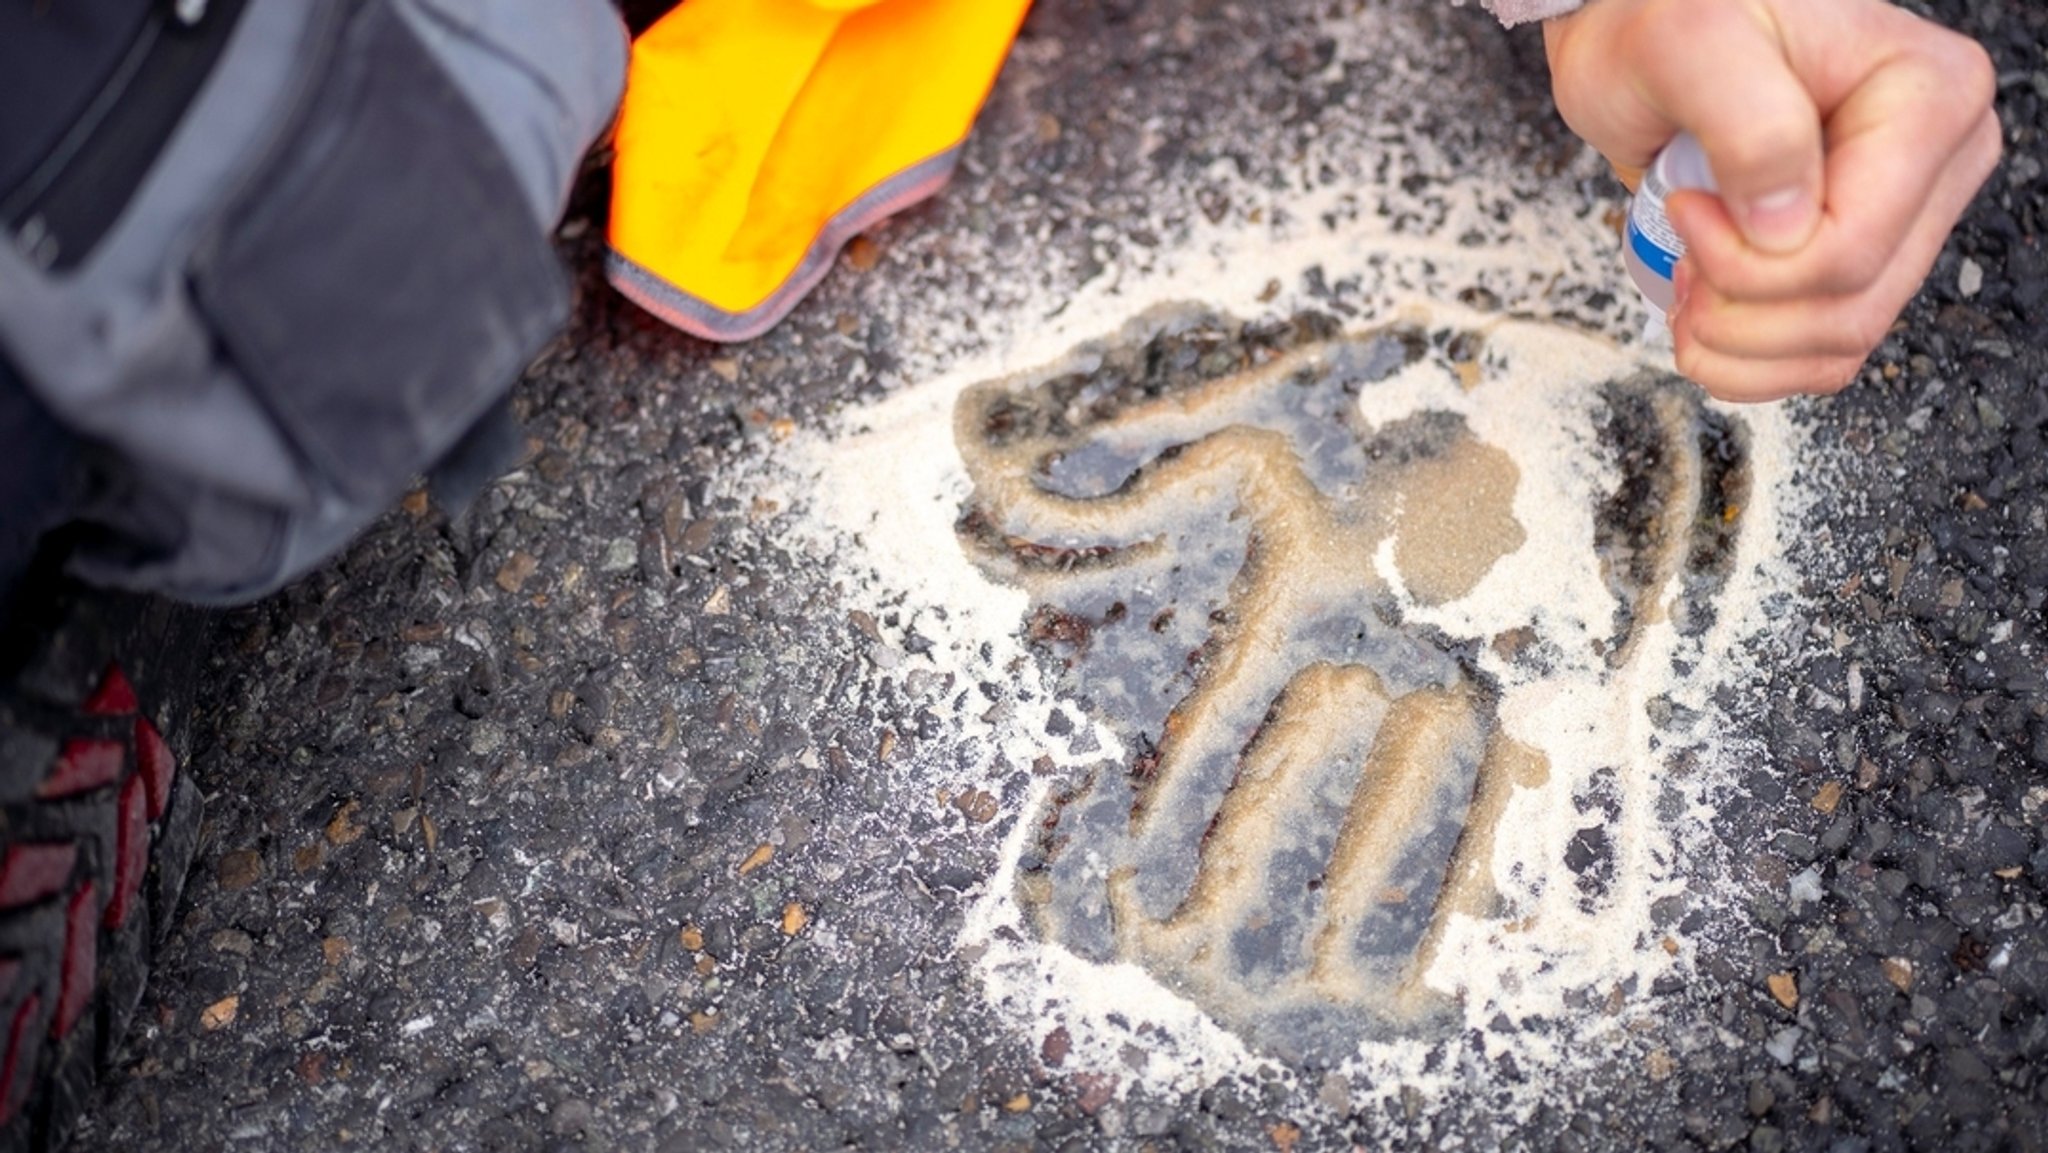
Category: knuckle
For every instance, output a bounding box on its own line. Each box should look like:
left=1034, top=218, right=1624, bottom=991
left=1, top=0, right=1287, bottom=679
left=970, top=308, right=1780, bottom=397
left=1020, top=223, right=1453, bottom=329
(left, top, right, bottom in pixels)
left=1911, top=30, right=1997, bottom=126
left=1946, top=36, right=1998, bottom=113
left=1618, top=0, right=1705, bottom=69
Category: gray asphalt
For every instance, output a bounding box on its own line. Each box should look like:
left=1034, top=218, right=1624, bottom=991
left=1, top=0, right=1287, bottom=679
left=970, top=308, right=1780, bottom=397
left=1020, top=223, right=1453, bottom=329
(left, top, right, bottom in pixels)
left=73, top=0, right=2048, bottom=1149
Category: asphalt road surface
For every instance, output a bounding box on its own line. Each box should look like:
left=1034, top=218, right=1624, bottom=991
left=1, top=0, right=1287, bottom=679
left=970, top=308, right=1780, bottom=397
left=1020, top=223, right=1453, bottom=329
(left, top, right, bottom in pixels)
left=74, top=0, right=2048, bottom=1149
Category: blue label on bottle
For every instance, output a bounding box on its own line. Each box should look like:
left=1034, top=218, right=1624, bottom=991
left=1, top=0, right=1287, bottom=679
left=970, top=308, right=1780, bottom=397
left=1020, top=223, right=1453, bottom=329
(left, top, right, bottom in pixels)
left=1627, top=218, right=1677, bottom=281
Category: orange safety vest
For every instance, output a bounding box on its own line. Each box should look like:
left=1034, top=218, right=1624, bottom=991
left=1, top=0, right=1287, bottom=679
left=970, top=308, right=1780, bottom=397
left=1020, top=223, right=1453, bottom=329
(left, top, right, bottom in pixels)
left=606, top=0, right=1032, bottom=342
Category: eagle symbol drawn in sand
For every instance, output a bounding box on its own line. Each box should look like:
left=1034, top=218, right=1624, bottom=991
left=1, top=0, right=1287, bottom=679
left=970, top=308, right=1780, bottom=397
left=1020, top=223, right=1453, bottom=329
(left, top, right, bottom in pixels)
left=953, top=308, right=1751, bottom=1059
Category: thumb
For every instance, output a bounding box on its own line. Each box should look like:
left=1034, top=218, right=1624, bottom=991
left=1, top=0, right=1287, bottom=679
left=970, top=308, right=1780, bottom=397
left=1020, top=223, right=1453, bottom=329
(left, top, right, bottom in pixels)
left=1639, top=5, right=1825, bottom=254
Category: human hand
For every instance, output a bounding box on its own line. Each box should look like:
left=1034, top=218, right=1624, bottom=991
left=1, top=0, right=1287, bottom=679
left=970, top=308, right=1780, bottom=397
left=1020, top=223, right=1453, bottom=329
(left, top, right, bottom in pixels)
left=1542, top=0, right=2002, bottom=402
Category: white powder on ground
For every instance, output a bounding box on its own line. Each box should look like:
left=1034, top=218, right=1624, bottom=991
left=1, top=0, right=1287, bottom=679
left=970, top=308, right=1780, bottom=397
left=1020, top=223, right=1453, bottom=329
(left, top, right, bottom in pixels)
left=746, top=5, right=1815, bottom=1128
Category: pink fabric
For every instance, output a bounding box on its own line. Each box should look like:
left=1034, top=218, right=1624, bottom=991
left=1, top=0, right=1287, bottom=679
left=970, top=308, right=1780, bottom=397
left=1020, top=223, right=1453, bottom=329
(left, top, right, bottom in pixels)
left=1475, top=0, right=1585, bottom=27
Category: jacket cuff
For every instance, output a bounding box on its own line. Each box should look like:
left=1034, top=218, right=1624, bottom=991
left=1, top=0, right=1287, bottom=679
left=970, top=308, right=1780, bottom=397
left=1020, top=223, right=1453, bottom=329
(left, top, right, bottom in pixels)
left=1478, top=0, right=1586, bottom=28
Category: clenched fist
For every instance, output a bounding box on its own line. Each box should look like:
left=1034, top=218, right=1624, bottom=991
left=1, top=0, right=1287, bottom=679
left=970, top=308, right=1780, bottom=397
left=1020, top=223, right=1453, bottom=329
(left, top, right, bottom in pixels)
left=1544, top=0, right=2002, bottom=402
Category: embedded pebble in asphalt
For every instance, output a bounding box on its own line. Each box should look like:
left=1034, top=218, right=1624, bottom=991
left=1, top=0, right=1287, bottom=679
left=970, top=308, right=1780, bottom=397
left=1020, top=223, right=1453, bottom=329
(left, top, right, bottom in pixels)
left=76, top=0, right=2048, bottom=1149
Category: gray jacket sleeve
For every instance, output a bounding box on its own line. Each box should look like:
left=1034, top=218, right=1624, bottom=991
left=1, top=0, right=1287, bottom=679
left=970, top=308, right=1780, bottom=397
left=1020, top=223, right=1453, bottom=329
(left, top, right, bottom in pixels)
left=1474, top=0, right=1586, bottom=28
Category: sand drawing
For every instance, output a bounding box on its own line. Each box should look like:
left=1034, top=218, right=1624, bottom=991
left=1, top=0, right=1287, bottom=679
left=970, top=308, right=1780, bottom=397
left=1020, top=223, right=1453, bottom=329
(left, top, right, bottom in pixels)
left=952, top=308, right=1750, bottom=1058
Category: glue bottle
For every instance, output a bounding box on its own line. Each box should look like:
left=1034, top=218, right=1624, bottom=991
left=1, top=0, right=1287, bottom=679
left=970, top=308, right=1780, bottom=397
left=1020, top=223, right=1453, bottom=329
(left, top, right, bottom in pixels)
left=1623, top=132, right=1718, bottom=322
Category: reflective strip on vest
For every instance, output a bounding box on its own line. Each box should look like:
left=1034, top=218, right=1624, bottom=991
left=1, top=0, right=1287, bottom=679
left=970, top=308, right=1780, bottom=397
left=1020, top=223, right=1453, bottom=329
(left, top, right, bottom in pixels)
left=605, top=0, right=1030, bottom=343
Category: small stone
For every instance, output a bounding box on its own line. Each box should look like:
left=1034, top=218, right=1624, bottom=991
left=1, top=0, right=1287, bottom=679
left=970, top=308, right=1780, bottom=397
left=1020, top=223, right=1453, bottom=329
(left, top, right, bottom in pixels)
left=325, top=800, right=365, bottom=847
left=679, top=925, right=704, bottom=952
left=1645, top=1049, right=1675, bottom=1081
left=1882, top=956, right=1914, bottom=992
left=510, top=926, right=542, bottom=970
left=954, top=788, right=999, bottom=824
left=495, top=552, right=539, bottom=594
left=1317, top=1071, right=1350, bottom=1113
left=702, top=585, right=733, bottom=616
left=1764, top=1026, right=1802, bottom=1065
left=845, top=235, right=881, bottom=272
left=469, top=722, right=505, bottom=757
left=1268, top=1121, right=1302, bottom=1152
left=1812, top=780, right=1844, bottom=814
left=1074, top=1073, right=1116, bottom=1115
left=1002, top=1093, right=1032, bottom=1113
left=1747, top=1081, right=1776, bottom=1116
left=690, top=1010, right=718, bottom=1035
left=848, top=610, right=881, bottom=641
left=210, top=929, right=253, bottom=956
left=551, top=1099, right=593, bottom=1139
left=1041, top=1026, right=1071, bottom=1067
left=293, top=843, right=325, bottom=874
left=1767, top=971, right=1799, bottom=1009
left=878, top=729, right=897, bottom=763
left=781, top=902, right=808, bottom=936
left=708, top=358, right=740, bottom=383
left=400, top=489, right=430, bottom=517
left=399, top=621, right=444, bottom=644
left=679, top=520, right=717, bottom=556
left=323, top=937, right=350, bottom=967
left=601, top=538, right=638, bottom=573
left=737, top=843, right=775, bottom=876
left=217, top=850, right=263, bottom=891
left=1959, top=258, right=1983, bottom=298
left=1937, top=578, right=1965, bottom=609
left=201, top=995, right=240, bottom=1031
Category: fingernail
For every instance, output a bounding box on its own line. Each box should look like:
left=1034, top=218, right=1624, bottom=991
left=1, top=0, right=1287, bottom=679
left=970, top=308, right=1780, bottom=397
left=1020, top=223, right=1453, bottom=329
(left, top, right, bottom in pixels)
left=1671, top=261, right=1693, bottom=315
left=1741, top=186, right=1818, bottom=253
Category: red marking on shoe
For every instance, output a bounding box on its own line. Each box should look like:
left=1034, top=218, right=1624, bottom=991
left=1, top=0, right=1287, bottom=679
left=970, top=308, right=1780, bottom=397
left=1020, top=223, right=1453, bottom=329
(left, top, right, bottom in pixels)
left=53, top=882, right=95, bottom=1040
left=39, top=737, right=124, bottom=799
left=0, top=992, right=40, bottom=1125
left=0, top=843, right=77, bottom=909
left=105, top=777, right=147, bottom=931
left=135, top=717, right=175, bottom=821
left=82, top=664, right=139, bottom=716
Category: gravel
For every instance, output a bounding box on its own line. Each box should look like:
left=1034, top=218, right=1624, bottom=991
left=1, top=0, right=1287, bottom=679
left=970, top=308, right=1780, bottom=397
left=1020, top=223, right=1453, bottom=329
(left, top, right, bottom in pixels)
left=71, top=0, right=2048, bottom=1150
